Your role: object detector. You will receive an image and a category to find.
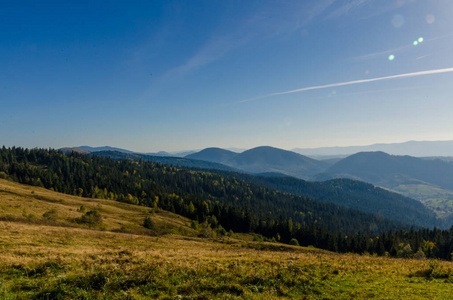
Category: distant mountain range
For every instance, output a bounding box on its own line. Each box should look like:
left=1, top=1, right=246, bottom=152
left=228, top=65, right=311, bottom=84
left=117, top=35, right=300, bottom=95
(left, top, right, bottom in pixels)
left=63, top=146, right=196, bottom=158
left=185, top=147, right=453, bottom=219
left=91, top=151, right=240, bottom=172
left=315, top=151, right=453, bottom=190
left=315, top=152, right=453, bottom=218
left=61, top=143, right=453, bottom=219
left=86, top=149, right=442, bottom=228
left=63, top=140, right=453, bottom=159
left=186, top=146, right=330, bottom=180
left=293, top=140, right=453, bottom=158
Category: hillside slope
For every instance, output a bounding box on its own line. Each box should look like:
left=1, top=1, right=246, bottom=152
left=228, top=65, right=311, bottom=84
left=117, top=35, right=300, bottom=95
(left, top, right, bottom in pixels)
left=185, top=147, right=237, bottom=165
left=315, top=151, right=453, bottom=218
left=219, top=174, right=442, bottom=229
left=0, top=178, right=192, bottom=234
left=91, top=149, right=439, bottom=228
left=92, top=150, right=240, bottom=172
left=1, top=179, right=453, bottom=299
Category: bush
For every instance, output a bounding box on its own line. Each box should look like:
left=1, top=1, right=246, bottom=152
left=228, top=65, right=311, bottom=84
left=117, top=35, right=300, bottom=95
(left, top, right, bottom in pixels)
left=43, top=209, right=58, bottom=222
left=143, top=216, right=155, bottom=229
left=77, top=205, right=86, bottom=213
left=76, top=209, right=102, bottom=226
left=216, top=225, right=227, bottom=236
left=289, top=238, right=300, bottom=246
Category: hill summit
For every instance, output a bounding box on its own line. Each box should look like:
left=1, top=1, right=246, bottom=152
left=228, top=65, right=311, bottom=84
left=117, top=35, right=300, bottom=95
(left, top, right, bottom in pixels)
left=186, top=146, right=328, bottom=179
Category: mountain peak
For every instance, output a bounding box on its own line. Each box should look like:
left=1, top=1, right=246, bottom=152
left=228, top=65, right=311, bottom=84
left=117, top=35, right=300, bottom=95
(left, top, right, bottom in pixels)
left=187, top=146, right=328, bottom=179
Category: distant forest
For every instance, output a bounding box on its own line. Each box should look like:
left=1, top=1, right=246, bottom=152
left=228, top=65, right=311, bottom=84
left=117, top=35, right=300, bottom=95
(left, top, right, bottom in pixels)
left=1, top=146, right=453, bottom=260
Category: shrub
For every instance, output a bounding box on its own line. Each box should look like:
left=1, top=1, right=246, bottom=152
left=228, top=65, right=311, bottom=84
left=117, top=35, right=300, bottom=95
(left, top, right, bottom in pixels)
left=143, top=216, right=155, bottom=229
left=289, top=238, right=300, bottom=246
left=43, top=209, right=58, bottom=222
left=216, top=225, right=227, bottom=236
left=77, top=205, right=86, bottom=213
left=76, top=209, right=102, bottom=226
left=414, top=248, right=426, bottom=260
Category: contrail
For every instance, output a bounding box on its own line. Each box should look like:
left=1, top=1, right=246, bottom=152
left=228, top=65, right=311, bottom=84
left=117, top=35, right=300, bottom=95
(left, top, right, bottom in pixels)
left=237, top=67, right=453, bottom=104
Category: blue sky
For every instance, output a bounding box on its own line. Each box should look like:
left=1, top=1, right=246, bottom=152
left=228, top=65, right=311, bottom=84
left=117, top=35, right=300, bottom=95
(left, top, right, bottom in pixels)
left=1, top=0, right=453, bottom=152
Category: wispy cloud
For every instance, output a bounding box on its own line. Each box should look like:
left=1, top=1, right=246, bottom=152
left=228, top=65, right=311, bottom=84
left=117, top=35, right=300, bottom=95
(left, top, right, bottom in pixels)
left=324, top=0, right=371, bottom=20
left=158, top=0, right=405, bottom=82
left=237, top=67, right=453, bottom=104
left=162, top=33, right=249, bottom=80
left=416, top=54, right=433, bottom=60
left=162, top=0, right=338, bottom=81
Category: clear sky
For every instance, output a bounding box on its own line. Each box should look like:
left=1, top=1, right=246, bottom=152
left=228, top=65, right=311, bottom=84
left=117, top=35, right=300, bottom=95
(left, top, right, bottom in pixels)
left=2, top=0, right=453, bottom=152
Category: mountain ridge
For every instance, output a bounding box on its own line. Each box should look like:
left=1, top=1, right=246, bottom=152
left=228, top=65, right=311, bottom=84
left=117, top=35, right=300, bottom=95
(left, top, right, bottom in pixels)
left=186, top=146, right=329, bottom=179
left=293, top=140, right=453, bottom=158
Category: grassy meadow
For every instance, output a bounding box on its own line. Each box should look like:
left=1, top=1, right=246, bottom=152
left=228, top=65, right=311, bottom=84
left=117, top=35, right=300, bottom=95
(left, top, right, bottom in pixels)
left=1, top=179, right=453, bottom=299
left=392, top=183, right=453, bottom=218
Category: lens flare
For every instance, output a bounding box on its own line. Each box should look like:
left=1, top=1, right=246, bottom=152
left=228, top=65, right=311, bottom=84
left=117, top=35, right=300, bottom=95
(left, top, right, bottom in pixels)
left=413, top=41, right=418, bottom=46
left=418, top=37, right=424, bottom=43
left=388, top=54, right=395, bottom=61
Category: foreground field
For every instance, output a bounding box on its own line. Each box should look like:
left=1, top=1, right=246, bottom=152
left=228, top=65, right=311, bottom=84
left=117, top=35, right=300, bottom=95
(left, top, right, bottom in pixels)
left=1, top=179, right=453, bottom=299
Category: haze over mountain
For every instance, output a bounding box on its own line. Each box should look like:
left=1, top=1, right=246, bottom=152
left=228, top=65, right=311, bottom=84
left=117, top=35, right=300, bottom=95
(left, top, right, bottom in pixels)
left=63, top=146, right=196, bottom=158
left=316, top=151, right=453, bottom=217
left=186, top=146, right=329, bottom=179
left=77, top=146, right=137, bottom=154
left=185, top=147, right=237, bottom=165
left=293, top=140, right=453, bottom=158
left=317, top=152, right=453, bottom=190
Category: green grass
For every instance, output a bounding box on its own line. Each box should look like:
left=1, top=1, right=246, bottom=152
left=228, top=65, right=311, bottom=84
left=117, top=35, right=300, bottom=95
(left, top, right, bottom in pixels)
left=1, top=179, right=453, bottom=299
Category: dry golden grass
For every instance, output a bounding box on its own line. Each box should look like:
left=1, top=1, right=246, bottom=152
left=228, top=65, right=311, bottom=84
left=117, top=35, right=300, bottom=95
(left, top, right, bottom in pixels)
left=1, top=178, right=453, bottom=299
left=0, top=178, right=191, bottom=233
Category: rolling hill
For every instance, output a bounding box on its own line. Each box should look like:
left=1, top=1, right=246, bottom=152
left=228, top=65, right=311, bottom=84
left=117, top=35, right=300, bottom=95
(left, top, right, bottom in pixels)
left=77, top=145, right=137, bottom=154
left=62, top=146, right=197, bottom=158
left=91, top=150, right=240, bottom=172
left=316, top=151, right=453, bottom=190
left=185, top=147, right=237, bottom=165
left=316, top=151, right=453, bottom=218
left=2, top=179, right=453, bottom=299
left=1, top=147, right=414, bottom=236
left=219, top=173, right=442, bottom=229
left=92, top=150, right=442, bottom=228
left=186, top=146, right=330, bottom=179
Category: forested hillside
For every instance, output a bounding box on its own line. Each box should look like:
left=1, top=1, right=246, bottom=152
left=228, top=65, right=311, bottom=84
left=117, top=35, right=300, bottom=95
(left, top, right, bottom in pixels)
left=0, top=147, right=402, bottom=235
left=90, top=150, right=442, bottom=228
left=217, top=174, right=442, bottom=229
left=92, top=150, right=239, bottom=172
left=1, top=147, right=453, bottom=260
